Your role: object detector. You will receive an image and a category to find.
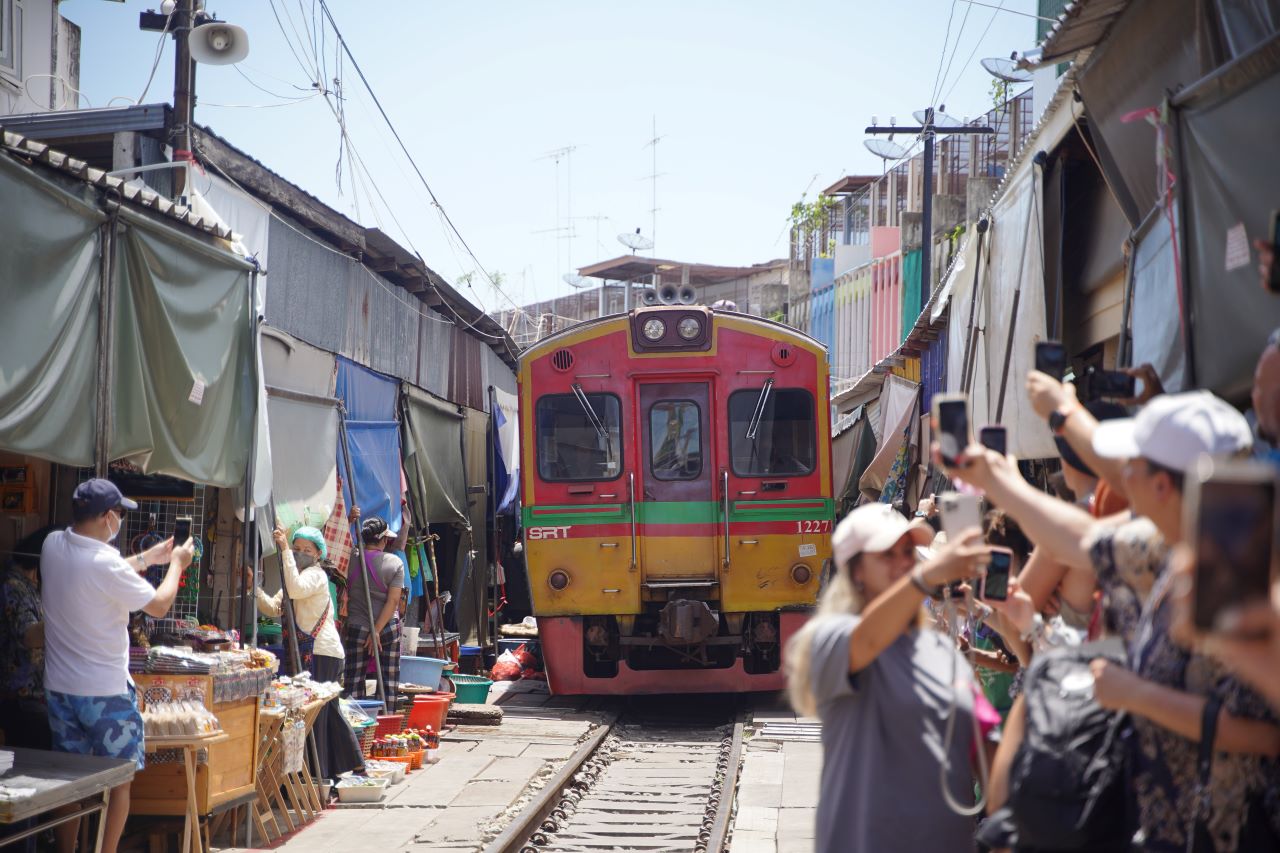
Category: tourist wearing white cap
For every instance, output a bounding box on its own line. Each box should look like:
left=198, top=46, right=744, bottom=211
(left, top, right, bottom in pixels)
left=785, top=503, right=992, bottom=853
left=942, top=391, right=1280, bottom=851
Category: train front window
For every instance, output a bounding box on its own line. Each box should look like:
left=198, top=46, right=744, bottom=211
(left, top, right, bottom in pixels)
left=536, top=392, right=623, bottom=482
left=728, top=388, right=816, bottom=477
left=649, top=400, right=702, bottom=480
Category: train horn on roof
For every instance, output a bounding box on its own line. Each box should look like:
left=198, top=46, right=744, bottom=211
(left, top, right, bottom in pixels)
left=677, top=285, right=697, bottom=305
left=641, top=289, right=661, bottom=307
left=658, top=283, right=680, bottom=304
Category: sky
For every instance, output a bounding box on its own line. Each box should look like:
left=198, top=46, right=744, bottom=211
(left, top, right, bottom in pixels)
left=61, top=0, right=1041, bottom=314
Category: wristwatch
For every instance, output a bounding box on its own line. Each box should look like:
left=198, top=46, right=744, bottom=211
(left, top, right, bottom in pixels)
left=1048, top=404, right=1080, bottom=436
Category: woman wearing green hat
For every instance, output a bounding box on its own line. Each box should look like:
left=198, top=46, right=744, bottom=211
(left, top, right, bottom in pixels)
left=252, top=523, right=363, bottom=783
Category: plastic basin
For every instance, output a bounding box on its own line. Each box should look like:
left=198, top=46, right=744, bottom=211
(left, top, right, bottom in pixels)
left=451, top=674, right=492, bottom=705
left=400, top=655, right=449, bottom=690
left=407, top=693, right=454, bottom=732
left=334, top=777, right=389, bottom=803
left=353, top=699, right=384, bottom=717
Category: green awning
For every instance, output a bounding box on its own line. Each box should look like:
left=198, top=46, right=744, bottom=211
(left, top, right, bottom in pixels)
left=0, top=157, right=106, bottom=466
left=110, top=211, right=257, bottom=487
left=401, top=385, right=467, bottom=525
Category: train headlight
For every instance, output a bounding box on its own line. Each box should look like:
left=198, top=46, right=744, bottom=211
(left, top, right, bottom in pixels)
left=791, top=563, right=813, bottom=585
left=677, top=317, right=701, bottom=340
left=642, top=318, right=666, bottom=341
left=548, top=570, right=570, bottom=591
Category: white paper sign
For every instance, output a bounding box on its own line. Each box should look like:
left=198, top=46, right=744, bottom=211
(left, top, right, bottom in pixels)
left=188, top=379, right=206, bottom=406
left=799, top=543, right=818, bottom=558
left=1225, top=222, right=1250, bottom=272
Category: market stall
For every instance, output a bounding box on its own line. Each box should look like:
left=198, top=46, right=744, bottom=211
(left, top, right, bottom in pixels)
left=128, top=645, right=277, bottom=820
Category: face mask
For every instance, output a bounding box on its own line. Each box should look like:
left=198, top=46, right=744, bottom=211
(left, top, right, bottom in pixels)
left=107, top=513, right=122, bottom=543
left=293, top=550, right=317, bottom=569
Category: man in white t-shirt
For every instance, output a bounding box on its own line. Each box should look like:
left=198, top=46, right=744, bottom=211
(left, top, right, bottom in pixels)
left=41, top=479, right=193, bottom=853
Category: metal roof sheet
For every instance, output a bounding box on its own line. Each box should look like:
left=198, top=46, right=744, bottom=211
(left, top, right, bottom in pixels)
left=1037, top=0, right=1130, bottom=64
left=0, top=127, right=234, bottom=240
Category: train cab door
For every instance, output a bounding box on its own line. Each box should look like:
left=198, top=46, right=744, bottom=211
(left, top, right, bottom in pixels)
left=637, top=382, right=719, bottom=583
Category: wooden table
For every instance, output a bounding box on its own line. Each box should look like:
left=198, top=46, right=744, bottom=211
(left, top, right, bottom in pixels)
left=0, top=748, right=135, bottom=852
left=142, top=733, right=228, bottom=853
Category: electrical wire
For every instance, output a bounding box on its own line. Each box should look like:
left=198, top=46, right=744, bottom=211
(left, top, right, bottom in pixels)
left=938, top=0, right=1006, bottom=110
left=20, top=73, right=90, bottom=110
left=315, top=0, right=528, bottom=320
left=934, top=0, right=975, bottom=113
left=233, top=65, right=317, bottom=101
left=193, top=146, right=509, bottom=342
left=928, top=0, right=962, bottom=111
left=201, top=95, right=322, bottom=109
left=136, top=8, right=175, bottom=104
left=262, top=0, right=532, bottom=330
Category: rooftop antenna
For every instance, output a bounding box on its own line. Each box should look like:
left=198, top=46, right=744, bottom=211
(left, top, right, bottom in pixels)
left=642, top=116, right=665, bottom=255
left=981, top=52, right=1033, bottom=83
left=617, top=228, right=654, bottom=254
left=536, top=145, right=579, bottom=298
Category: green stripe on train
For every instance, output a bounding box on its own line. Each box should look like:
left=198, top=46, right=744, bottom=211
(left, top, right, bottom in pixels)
left=522, top=498, right=835, bottom=528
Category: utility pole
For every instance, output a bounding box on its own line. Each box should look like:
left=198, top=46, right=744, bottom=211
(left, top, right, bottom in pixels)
left=864, top=110, right=994, bottom=306
left=139, top=0, right=199, bottom=201
left=171, top=0, right=197, bottom=200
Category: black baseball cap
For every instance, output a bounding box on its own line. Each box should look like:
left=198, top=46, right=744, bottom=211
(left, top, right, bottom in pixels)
left=72, top=478, right=138, bottom=521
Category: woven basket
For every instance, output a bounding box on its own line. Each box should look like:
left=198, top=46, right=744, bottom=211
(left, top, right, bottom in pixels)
left=357, top=724, right=376, bottom=758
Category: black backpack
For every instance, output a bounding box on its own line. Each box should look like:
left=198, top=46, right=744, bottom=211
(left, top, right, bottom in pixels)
left=1006, top=641, right=1134, bottom=852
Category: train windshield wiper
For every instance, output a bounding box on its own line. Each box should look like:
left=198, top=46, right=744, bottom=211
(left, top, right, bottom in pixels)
left=571, top=383, right=613, bottom=461
left=745, top=378, right=774, bottom=441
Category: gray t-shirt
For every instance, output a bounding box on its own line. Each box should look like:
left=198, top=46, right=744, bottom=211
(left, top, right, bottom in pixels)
left=346, top=551, right=405, bottom=630
left=810, top=614, right=977, bottom=853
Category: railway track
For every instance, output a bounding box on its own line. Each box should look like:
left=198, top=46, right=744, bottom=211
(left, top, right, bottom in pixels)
left=485, top=701, right=745, bottom=853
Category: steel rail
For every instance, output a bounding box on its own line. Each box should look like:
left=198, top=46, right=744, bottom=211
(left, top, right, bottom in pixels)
left=482, top=712, right=618, bottom=853
left=704, top=720, right=746, bottom=853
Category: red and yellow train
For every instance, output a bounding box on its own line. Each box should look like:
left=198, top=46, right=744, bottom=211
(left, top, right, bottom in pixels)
left=518, top=305, right=833, bottom=694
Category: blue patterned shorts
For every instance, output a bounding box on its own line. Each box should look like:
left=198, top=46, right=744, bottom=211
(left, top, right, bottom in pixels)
left=47, top=684, right=145, bottom=770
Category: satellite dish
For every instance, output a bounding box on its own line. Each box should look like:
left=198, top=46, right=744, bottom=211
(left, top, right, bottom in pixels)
left=189, top=22, right=249, bottom=65
left=864, top=139, right=908, bottom=161
left=981, top=57, right=1032, bottom=83
left=562, top=273, right=588, bottom=289
left=912, top=109, right=964, bottom=128
left=617, top=228, right=654, bottom=252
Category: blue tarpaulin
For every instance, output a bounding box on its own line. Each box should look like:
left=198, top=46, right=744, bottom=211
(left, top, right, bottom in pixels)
left=337, top=357, right=404, bottom=533
left=337, top=357, right=398, bottom=421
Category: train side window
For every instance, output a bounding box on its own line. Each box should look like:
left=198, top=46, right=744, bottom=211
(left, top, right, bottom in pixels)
left=535, top=393, right=623, bottom=482
left=649, top=400, right=702, bottom=481
left=728, top=388, right=816, bottom=477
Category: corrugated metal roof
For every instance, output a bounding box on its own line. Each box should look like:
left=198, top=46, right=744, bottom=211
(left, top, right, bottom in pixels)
left=0, top=128, right=234, bottom=240
left=1037, top=0, right=1130, bottom=64
left=0, top=104, right=170, bottom=139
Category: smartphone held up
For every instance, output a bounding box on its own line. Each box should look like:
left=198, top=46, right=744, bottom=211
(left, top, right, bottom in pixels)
left=1185, top=458, right=1278, bottom=636
left=1035, top=340, right=1067, bottom=380
left=173, top=515, right=192, bottom=546
left=932, top=394, right=970, bottom=468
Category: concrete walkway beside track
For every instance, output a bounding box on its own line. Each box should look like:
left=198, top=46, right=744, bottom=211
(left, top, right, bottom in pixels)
left=219, top=681, right=606, bottom=853
left=729, top=696, right=821, bottom=853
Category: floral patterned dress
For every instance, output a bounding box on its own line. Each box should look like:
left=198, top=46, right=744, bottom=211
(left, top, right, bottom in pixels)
left=1086, top=518, right=1280, bottom=852
left=0, top=567, right=44, bottom=704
